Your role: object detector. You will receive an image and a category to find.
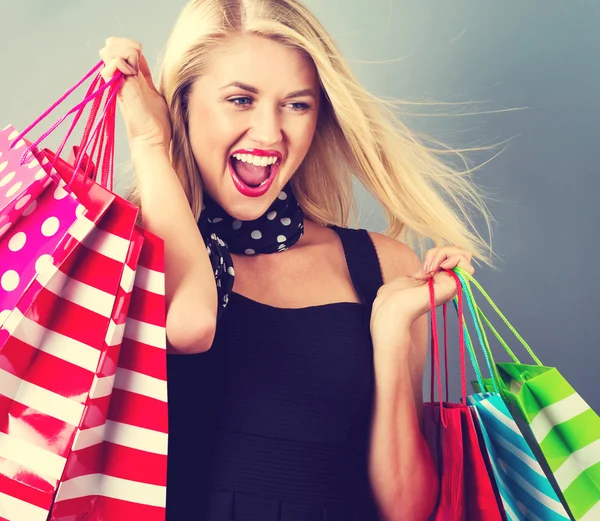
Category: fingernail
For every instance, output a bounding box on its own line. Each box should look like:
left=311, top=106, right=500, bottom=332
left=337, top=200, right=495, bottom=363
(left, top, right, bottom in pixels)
left=126, top=65, right=137, bottom=75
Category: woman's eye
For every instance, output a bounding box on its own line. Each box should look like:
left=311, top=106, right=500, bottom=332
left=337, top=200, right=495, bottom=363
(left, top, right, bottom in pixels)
left=228, top=97, right=253, bottom=107
left=288, top=102, right=310, bottom=113
left=227, top=97, right=310, bottom=113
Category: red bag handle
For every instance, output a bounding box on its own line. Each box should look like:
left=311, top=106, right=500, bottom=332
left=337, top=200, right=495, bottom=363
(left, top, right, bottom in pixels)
left=428, top=270, right=468, bottom=425
left=447, top=270, right=467, bottom=403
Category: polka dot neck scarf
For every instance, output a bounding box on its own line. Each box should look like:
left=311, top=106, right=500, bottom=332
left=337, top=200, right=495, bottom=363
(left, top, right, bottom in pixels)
left=198, top=183, right=305, bottom=318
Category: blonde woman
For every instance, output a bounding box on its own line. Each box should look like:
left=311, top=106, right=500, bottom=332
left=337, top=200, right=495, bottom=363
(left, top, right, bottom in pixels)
left=99, top=0, right=490, bottom=519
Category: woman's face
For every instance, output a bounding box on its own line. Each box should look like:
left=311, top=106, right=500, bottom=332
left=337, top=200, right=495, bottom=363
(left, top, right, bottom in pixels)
left=187, top=34, right=320, bottom=220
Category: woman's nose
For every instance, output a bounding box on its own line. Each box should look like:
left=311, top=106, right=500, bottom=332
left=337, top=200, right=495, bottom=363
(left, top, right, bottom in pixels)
left=247, top=107, right=283, bottom=147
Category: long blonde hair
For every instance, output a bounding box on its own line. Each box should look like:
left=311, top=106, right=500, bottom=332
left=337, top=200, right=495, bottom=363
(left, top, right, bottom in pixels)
left=149, top=0, right=495, bottom=264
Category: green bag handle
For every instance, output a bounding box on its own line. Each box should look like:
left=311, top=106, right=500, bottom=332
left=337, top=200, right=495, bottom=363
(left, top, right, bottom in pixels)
left=454, top=266, right=543, bottom=367
left=453, top=270, right=502, bottom=394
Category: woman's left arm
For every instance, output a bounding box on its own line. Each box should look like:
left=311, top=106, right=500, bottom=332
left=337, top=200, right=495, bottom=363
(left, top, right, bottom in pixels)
left=367, top=233, right=475, bottom=521
left=369, top=313, right=436, bottom=521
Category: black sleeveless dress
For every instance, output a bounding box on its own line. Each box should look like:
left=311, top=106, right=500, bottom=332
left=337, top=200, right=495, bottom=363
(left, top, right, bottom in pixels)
left=166, top=226, right=384, bottom=520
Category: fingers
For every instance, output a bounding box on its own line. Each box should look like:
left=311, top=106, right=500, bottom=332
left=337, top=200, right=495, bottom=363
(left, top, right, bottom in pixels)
left=440, top=254, right=475, bottom=275
left=99, top=37, right=160, bottom=94
left=421, top=246, right=474, bottom=277
left=99, top=37, right=143, bottom=80
left=422, top=247, right=458, bottom=275
left=99, top=57, right=136, bottom=82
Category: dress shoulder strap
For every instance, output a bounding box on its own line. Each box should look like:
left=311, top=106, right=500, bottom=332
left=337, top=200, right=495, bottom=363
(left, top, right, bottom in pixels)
left=330, top=225, right=384, bottom=309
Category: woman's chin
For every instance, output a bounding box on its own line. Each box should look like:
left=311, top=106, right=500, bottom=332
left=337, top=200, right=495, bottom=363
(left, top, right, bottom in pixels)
left=203, top=169, right=289, bottom=221
left=222, top=189, right=279, bottom=222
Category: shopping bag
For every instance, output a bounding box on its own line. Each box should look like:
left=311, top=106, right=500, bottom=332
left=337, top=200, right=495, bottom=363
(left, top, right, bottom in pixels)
left=47, top=67, right=167, bottom=521
left=0, top=63, right=120, bottom=326
left=451, top=269, right=571, bottom=521
left=424, top=274, right=504, bottom=521
left=0, top=182, right=139, bottom=521
left=0, top=129, right=114, bottom=328
left=47, top=68, right=167, bottom=521
left=423, top=400, right=466, bottom=521
left=50, top=229, right=168, bottom=520
left=456, top=267, right=599, bottom=520
left=0, top=130, right=51, bottom=239
left=0, top=64, right=139, bottom=519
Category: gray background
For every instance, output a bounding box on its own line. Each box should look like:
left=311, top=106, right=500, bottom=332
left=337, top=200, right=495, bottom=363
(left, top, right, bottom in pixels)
left=1, top=1, right=598, bottom=410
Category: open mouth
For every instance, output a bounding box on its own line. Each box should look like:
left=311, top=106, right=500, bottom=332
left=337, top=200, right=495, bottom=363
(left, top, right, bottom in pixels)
left=229, top=150, right=282, bottom=197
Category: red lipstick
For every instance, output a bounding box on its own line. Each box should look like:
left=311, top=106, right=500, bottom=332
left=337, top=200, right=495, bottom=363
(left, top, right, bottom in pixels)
left=229, top=148, right=282, bottom=198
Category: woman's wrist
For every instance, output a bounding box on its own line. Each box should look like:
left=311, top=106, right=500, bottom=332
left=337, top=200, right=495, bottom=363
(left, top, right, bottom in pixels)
left=130, top=142, right=171, bottom=167
left=371, top=307, right=417, bottom=349
left=372, top=322, right=412, bottom=366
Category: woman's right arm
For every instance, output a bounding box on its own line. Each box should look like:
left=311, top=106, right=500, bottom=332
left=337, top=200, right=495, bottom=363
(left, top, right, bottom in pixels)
left=100, top=37, right=217, bottom=354
left=131, top=146, right=218, bottom=354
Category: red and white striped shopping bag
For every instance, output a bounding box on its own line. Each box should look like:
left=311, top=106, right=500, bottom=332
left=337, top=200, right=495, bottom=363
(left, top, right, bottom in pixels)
left=50, top=229, right=168, bottom=521
left=0, top=192, right=139, bottom=520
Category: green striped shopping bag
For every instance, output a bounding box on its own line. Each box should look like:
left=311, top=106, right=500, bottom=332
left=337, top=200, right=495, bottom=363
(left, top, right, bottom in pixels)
left=451, top=269, right=571, bottom=521
left=455, top=267, right=600, bottom=520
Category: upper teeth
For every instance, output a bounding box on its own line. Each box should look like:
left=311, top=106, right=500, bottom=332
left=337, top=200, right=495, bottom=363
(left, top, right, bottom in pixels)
left=232, top=153, right=278, bottom=167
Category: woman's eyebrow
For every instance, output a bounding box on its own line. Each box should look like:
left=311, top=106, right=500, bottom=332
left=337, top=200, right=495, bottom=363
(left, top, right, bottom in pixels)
left=220, top=81, right=316, bottom=99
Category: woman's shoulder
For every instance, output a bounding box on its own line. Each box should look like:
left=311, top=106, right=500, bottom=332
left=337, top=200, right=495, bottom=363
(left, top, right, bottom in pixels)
left=305, top=222, right=421, bottom=283
left=366, top=230, right=422, bottom=284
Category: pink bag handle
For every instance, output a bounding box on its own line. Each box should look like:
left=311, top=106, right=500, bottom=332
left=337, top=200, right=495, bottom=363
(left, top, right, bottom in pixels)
left=53, top=71, right=104, bottom=167
left=81, top=79, right=118, bottom=186
left=8, top=59, right=124, bottom=190
left=39, top=74, right=121, bottom=189
left=74, top=77, right=106, bottom=179
left=70, top=81, right=120, bottom=188
left=18, top=74, right=120, bottom=165
left=82, top=77, right=119, bottom=187
left=10, top=60, right=120, bottom=172
left=70, top=74, right=111, bottom=181
left=9, top=61, right=104, bottom=150
left=102, top=94, right=117, bottom=188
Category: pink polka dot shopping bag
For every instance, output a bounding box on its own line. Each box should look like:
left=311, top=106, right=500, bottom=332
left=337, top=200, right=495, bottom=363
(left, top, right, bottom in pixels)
left=0, top=62, right=168, bottom=521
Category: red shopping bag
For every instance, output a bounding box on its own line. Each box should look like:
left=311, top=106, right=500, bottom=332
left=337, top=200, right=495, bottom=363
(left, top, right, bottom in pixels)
left=48, top=71, right=167, bottom=521
left=50, top=229, right=168, bottom=521
left=0, top=176, right=139, bottom=520
left=423, top=301, right=466, bottom=521
left=423, top=401, right=466, bottom=521
left=46, top=70, right=168, bottom=521
left=424, top=274, right=505, bottom=521
left=462, top=408, right=506, bottom=521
